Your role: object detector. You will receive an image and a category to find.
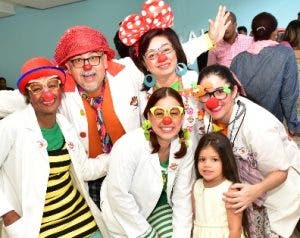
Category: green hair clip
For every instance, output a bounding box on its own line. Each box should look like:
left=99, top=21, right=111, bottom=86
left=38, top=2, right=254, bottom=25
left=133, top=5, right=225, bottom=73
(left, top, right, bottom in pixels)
left=223, top=84, right=231, bottom=94
left=182, top=128, right=191, bottom=147
left=142, top=120, right=152, bottom=141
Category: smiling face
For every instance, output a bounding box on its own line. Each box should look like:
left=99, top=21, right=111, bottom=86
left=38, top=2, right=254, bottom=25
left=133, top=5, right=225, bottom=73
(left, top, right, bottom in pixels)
left=197, top=145, right=224, bottom=187
left=199, top=74, right=237, bottom=123
left=143, top=36, right=178, bottom=83
left=27, top=76, right=62, bottom=119
left=65, top=51, right=108, bottom=93
left=148, top=95, right=184, bottom=145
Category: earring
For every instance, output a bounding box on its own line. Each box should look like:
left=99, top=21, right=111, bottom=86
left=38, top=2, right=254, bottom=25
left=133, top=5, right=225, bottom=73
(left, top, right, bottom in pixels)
left=142, top=120, right=152, bottom=141
left=144, top=74, right=156, bottom=88
left=175, top=63, right=188, bottom=76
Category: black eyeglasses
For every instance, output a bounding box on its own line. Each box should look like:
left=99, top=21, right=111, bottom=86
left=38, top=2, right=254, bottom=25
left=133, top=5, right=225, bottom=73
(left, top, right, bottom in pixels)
left=199, top=87, right=230, bottom=103
left=70, top=54, right=104, bottom=68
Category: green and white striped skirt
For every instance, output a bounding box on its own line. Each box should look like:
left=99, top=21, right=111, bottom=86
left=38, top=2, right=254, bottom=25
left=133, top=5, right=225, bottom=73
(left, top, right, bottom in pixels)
left=147, top=204, right=173, bottom=238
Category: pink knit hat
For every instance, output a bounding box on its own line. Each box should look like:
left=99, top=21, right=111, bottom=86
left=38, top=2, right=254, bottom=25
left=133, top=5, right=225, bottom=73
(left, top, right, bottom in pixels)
left=54, top=25, right=115, bottom=67
left=17, top=57, right=66, bottom=95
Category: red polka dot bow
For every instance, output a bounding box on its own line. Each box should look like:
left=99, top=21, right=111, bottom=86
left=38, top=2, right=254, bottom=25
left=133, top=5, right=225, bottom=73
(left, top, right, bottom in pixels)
left=119, top=0, right=174, bottom=46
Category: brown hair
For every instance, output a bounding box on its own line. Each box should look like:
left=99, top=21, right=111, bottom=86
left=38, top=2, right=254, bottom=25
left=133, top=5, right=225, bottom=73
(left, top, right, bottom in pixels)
left=143, top=87, right=187, bottom=158
left=282, top=20, right=300, bottom=50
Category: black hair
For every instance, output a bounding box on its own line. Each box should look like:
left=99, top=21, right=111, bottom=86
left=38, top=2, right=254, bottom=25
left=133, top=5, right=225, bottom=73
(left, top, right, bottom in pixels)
left=194, top=132, right=240, bottom=182
left=251, top=12, right=278, bottom=41
left=113, top=30, right=131, bottom=58
left=143, top=87, right=187, bottom=158
left=198, top=64, right=243, bottom=93
left=237, top=26, right=248, bottom=34
left=130, top=28, right=188, bottom=90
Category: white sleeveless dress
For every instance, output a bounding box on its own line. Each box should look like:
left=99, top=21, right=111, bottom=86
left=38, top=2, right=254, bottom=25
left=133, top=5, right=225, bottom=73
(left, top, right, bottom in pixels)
left=193, top=179, right=245, bottom=238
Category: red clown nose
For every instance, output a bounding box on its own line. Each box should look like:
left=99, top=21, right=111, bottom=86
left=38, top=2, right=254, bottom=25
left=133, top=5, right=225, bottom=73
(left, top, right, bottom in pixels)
left=42, top=91, right=55, bottom=102
left=162, top=116, right=172, bottom=125
left=157, top=53, right=168, bottom=62
left=83, top=63, right=92, bottom=71
left=206, top=97, right=219, bottom=110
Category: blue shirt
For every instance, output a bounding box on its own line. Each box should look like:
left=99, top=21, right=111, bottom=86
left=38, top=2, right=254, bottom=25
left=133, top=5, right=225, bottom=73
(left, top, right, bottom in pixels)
left=230, top=44, right=300, bottom=133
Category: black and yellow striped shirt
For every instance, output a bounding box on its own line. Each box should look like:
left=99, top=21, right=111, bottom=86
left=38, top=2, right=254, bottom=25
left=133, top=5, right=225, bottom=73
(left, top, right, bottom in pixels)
left=39, top=144, right=98, bottom=238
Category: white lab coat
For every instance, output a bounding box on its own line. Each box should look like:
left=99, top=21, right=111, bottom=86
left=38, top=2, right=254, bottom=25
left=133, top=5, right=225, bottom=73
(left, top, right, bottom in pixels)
left=0, top=105, right=109, bottom=238
left=100, top=128, right=196, bottom=238
left=59, top=57, right=144, bottom=154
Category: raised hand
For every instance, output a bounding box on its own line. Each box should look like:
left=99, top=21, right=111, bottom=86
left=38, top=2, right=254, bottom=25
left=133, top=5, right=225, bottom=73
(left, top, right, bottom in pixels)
left=208, top=5, right=231, bottom=45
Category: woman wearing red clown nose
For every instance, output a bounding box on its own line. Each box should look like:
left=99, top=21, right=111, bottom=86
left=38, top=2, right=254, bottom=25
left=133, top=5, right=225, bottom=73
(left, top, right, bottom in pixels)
left=101, top=87, right=197, bottom=238
left=118, top=0, right=231, bottom=134
left=196, top=64, right=300, bottom=238
left=0, top=57, right=109, bottom=238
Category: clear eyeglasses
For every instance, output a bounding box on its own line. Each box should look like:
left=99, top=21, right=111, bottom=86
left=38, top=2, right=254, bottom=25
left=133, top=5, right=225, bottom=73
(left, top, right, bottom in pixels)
left=144, top=43, right=174, bottom=61
left=26, top=78, right=61, bottom=95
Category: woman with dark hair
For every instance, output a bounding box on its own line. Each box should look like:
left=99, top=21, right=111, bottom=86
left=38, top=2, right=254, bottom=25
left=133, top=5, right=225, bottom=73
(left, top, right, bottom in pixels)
left=196, top=64, right=300, bottom=238
left=118, top=0, right=230, bottom=133
left=100, top=87, right=196, bottom=237
left=230, top=12, right=300, bottom=136
left=0, top=57, right=109, bottom=238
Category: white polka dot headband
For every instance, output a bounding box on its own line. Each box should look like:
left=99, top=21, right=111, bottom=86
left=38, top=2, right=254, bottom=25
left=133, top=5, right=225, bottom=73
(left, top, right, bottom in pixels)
left=118, top=0, right=174, bottom=46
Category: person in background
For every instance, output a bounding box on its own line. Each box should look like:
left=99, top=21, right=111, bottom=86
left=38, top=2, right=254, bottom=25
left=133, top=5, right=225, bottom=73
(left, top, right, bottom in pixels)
left=192, top=132, right=249, bottom=238
left=237, top=26, right=248, bottom=35
left=230, top=12, right=300, bottom=136
left=0, top=77, right=14, bottom=119
left=118, top=0, right=230, bottom=133
left=0, top=57, right=108, bottom=238
left=0, top=77, right=14, bottom=90
left=113, top=23, right=131, bottom=58
left=101, top=87, right=196, bottom=237
left=282, top=20, right=300, bottom=50
left=207, top=11, right=253, bottom=67
left=197, top=50, right=209, bottom=72
left=196, top=64, right=300, bottom=238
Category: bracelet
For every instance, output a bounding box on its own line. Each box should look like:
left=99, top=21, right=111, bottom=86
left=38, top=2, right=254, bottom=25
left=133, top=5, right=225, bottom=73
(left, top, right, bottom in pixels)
left=204, top=33, right=215, bottom=50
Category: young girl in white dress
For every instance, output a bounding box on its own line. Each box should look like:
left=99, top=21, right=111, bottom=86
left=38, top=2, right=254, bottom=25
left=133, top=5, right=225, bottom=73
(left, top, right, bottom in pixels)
left=192, top=132, right=249, bottom=238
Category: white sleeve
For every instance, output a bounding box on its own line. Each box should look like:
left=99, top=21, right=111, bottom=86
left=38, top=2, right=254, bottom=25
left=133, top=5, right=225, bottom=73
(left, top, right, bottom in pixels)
left=0, top=90, right=27, bottom=118
left=244, top=117, right=297, bottom=176
left=172, top=138, right=196, bottom=237
left=0, top=117, right=17, bottom=217
left=106, top=137, right=151, bottom=238
left=182, top=34, right=211, bottom=65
